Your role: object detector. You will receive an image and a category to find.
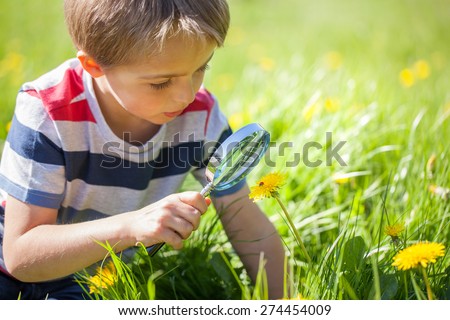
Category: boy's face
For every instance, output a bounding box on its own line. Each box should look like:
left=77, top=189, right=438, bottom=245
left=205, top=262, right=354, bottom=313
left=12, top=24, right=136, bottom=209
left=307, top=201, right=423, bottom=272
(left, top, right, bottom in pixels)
left=98, top=35, right=216, bottom=125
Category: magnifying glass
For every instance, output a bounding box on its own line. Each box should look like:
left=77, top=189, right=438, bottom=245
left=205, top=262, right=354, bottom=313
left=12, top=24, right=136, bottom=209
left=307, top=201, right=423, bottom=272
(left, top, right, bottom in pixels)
left=147, top=123, right=270, bottom=256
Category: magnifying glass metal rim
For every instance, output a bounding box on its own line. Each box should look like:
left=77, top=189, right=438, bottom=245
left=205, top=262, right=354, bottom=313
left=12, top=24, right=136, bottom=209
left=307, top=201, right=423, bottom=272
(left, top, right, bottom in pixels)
left=200, top=123, right=270, bottom=195
left=215, top=123, right=268, bottom=157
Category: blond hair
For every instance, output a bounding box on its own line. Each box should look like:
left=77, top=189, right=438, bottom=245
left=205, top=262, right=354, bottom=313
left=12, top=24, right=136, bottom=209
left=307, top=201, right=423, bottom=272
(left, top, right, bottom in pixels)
left=64, top=0, right=230, bottom=67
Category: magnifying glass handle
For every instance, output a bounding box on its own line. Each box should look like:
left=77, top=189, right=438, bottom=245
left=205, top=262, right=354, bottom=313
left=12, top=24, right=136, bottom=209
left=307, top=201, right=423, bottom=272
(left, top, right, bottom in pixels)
left=200, top=181, right=214, bottom=197
left=147, top=182, right=214, bottom=256
left=146, top=242, right=165, bottom=256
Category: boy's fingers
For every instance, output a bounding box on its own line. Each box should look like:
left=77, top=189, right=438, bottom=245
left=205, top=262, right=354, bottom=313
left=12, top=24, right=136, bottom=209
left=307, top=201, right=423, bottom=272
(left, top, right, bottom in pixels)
left=164, top=230, right=183, bottom=250
left=168, top=215, right=197, bottom=238
left=177, top=191, right=210, bottom=214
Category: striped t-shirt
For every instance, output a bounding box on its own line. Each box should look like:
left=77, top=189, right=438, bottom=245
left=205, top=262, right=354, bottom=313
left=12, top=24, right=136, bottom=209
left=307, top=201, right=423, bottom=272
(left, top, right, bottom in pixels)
left=0, top=58, right=244, bottom=275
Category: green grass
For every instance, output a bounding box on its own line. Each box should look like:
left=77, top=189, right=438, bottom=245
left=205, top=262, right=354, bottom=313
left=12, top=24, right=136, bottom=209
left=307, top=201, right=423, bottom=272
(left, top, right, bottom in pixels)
left=1, top=0, right=449, bottom=299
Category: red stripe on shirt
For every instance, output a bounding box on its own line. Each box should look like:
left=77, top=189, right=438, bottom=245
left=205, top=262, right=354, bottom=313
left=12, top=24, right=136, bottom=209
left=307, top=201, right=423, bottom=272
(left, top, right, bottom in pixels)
left=24, top=65, right=96, bottom=123
left=183, top=88, right=215, bottom=134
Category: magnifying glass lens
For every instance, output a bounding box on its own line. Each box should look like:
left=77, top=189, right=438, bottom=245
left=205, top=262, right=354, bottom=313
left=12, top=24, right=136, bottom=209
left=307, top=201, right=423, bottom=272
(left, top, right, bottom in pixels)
left=213, top=130, right=269, bottom=190
left=204, top=123, right=270, bottom=194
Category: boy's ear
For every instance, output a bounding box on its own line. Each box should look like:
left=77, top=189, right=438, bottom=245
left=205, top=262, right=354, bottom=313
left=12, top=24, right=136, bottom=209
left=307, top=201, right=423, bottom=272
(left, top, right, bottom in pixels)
left=77, top=51, right=104, bottom=78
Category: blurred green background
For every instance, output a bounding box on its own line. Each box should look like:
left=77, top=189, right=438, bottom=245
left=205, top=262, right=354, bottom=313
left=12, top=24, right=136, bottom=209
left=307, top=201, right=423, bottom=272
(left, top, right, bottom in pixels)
left=1, top=0, right=449, bottom=137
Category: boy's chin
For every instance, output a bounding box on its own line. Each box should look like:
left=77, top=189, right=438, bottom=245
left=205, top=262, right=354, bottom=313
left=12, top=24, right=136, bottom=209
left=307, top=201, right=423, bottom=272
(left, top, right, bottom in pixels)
left=149, top=116, right=177, bottom=125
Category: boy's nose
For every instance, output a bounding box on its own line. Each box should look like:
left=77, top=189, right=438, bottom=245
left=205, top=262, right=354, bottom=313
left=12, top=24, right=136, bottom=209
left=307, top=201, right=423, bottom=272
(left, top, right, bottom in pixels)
left=174, top=79, right=196, bottom=105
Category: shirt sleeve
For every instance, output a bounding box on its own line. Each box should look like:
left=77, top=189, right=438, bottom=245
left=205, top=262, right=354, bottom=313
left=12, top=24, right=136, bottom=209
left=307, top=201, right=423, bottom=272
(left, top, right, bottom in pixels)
left=0, top=89, right=66, bottom=208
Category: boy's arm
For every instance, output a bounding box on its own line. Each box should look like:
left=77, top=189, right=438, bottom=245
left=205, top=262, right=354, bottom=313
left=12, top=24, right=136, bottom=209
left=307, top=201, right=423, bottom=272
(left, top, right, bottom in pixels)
left=3, top=192, right=209, bottom=282
left=212, top=184, right=285, bottom=299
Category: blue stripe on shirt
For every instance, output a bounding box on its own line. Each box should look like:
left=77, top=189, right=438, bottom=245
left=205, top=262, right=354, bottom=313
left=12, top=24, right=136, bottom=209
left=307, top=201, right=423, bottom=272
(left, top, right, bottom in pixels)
left=0, top=173, right=64, bottom=208
left=7, top=116, right=65, bottom=166
left=6, top=117, right=210, bottom=189
left=6, top=116, right=234, bottom=191
left=65, top=141, right=204, bottom=189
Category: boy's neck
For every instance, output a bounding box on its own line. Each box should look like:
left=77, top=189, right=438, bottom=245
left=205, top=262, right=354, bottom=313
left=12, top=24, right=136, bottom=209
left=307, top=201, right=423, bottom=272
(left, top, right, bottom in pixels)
left=92, top=77, right=161, bottom=145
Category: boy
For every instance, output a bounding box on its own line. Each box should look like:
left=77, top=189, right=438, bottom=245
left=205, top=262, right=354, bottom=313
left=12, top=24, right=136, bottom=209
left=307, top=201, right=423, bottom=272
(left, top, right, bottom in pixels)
left=0, top=0, right=284, bottom=299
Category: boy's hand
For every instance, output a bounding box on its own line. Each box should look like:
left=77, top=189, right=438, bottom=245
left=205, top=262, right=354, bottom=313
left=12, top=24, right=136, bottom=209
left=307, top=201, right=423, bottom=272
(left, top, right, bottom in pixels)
left=129, top=191, right=211, bottom=250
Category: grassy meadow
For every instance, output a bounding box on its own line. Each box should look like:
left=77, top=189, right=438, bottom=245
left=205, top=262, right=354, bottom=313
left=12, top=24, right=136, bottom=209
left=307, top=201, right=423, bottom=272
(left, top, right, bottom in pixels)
left=0, top=0, right=449, bottom=300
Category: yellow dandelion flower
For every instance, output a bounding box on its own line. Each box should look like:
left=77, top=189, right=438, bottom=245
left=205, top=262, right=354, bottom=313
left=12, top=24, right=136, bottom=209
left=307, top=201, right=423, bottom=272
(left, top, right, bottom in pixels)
left=385, top=223, right=403, bottom=246
left=228, top=112, right=245, bottom=131
left=399, top=68, right=415, bottom=87
left=324, top=98, right=339, bottom=112
left=280, top=293, right=305, bottom=300
left=428, top=184, right=450, bottom=200
left=0, top=51, right=25, bottom=76
left=324, top=51, right=343, bottom=70
left=332, top=171, right=370, bottom=186
left=385, top=223, right=405, bottom=238
left=332, top=172, right=351, bottom=185
left=250, top=172, right=312, bottom=263
left=259, top=57, right=275, bottom=71
left=392, top=242, right=445, bottom=271
left=413, top=60, right=430, bottom=79
left=426, top=154, right=436, bottom=179
left=249, top=172, right=286, bottom=202
left=302, top=102, right=320, bottom=122
left=88, top=261, right=118, bottom=294
left=6, top=121, right=12, bottom=133
left=303, top=91, right=322, bottom=122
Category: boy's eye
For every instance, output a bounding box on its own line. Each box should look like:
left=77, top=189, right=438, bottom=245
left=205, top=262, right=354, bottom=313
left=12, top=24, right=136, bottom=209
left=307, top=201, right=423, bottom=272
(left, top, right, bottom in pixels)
left=150, top=80, right=172, bottom=90
left=148, top=65, right=209, bottom=91
left=198, top=64, right=210, bottom=73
